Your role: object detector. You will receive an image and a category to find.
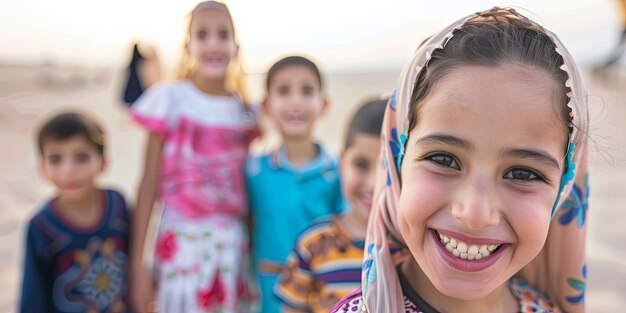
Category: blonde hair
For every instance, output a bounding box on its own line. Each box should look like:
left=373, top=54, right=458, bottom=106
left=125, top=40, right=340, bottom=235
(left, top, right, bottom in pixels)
left=175, top=1, right=249, bottom=108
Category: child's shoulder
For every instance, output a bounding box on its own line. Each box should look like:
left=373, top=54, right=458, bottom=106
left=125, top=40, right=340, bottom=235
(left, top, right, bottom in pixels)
left=24, top=198, right=63, bottom=243
left=245, top=153, right=273, bottom=177
left=27, top=199, right=55, bottom=229
left=102, top=187, right=127, bottom=202
left=138, top=81, right=179, bottom=99
left=294, top=216, right=343, bottom=252
left=100, top=188, right=130, bottom=219
left=509, top=276, right=563, bottom=313
left=298, top=216, right=336, bottom=240
left=317, top=143, right=339, bottom=166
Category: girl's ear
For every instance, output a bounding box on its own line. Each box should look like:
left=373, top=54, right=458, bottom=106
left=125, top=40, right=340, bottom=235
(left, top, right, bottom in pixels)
left=261, top=97, right=270, bottom=113
left=100, top=157, right=108, bottom=173
left=321, top=97, right=330, bottom=115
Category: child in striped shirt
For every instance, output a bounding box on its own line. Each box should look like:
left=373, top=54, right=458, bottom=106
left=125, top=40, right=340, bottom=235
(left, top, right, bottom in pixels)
left=274, top=99, right=387, bottom=313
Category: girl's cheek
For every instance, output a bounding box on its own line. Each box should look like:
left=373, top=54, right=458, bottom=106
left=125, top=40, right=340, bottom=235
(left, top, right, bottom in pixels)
left=501, top=188, right=555, bottom=223
left=400, top=169, right=451, bottom=221
left=497, top=191, right=552, bottom=259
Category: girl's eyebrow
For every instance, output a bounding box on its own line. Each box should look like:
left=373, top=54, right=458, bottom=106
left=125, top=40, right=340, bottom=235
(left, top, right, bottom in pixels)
left=415, top=134, right=473, bottom=152
left=502, top=148, right=560, bottom=170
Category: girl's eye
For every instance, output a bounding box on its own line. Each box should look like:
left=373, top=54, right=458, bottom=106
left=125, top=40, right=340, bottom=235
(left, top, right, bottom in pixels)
left=219, top=30, right=229, bottom=40
left=353, top=159, right=369, bottom=171
left=75, top=153, right=90, bottom=164
left=48, top=155, right=61, bottom=165
left=302, top=85, right=314, bottom=96
left=196, top=30, right=207, bottom=40
left=426, top=154, right=460, bottom=170
left=504, top=168, right=542, bottom=181
left=277, top=85, right=289, bottom=95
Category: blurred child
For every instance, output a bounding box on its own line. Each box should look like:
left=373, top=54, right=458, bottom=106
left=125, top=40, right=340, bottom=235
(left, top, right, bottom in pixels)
left=122, top=42, right=162, bottom=106
left=274, top=99, right=387, bottom=313
left=331, top=7, right=589, bottom=313
left=129, top=1, right=258, bottom=312
left=20, top=112, right=130, bottom=313
left=246, top=56, right=343, bottom=312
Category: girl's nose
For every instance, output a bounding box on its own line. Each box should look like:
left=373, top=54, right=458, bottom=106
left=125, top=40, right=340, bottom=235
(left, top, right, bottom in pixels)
left=288, top=93, right=305, bottom=108
left=451, top=174, right=500, bottom=230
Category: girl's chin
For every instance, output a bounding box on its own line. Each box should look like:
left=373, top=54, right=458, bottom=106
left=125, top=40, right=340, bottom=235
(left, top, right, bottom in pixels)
left=196, top=68, right=228, bottom=79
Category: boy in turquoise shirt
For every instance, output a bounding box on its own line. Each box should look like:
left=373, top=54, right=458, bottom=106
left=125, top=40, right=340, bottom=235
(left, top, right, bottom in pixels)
left=246, top=56, right=343, bottom=313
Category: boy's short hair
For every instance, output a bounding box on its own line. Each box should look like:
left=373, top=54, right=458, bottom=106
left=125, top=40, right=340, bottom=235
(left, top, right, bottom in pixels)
left=266, top=55, right=323, bottom=91
left=344, top=99, right=387, bottom=149
left=37, top=112, right=105, bottom=156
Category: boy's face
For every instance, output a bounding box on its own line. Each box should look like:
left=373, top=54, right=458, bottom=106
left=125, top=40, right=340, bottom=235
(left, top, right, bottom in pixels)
left=340, top=133, right=381, bottom=222
left=40, top=135, right=105, bottom=199
left=264, top=65, right=327, bottom=140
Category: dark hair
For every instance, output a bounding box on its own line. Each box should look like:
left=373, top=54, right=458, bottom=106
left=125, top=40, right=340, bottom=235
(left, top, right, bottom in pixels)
left=37, top=112, right=105, bottom=156
left=266, top=56, right=323, bottom=91
left=409, top=7, right=571, bottom=135
left=345, top=99, right=387, bottom=149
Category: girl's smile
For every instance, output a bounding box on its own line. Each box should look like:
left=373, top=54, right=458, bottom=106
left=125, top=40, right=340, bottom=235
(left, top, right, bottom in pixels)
left=432, top=229, right=509, bottom=272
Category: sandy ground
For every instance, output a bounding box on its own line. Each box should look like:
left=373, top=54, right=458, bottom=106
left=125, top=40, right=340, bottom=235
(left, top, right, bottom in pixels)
left=0, top=64, right=624, bottom=312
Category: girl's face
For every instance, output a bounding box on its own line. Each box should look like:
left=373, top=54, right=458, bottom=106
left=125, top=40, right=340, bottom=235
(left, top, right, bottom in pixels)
left=264, top=65, right=326, bottom=139
left=397, top=64, right=568, bottom=301
left=340, top=133, right=381, bottom=221
left=187, top=9, right=237, bottom=79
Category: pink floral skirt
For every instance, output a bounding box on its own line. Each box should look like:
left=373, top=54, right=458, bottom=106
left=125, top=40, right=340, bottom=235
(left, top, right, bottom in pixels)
left=155, top=209, right=257, bottom=313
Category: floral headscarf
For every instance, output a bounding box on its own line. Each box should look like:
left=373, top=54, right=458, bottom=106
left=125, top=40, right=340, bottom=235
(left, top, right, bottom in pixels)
left=358, top=7, right=589, bottom=313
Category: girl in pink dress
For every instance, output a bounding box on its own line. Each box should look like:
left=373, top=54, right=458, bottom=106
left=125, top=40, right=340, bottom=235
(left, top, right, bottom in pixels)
left=129, top=2, right=258, bottom=312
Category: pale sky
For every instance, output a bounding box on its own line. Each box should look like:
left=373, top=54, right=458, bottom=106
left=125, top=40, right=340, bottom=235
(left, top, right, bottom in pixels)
left=0, top=0, right=620, bottom=72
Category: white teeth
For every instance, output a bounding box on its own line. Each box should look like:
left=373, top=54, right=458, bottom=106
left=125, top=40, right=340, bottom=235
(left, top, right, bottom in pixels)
left=468, top=245, right=479, bottom=255
left=479, top=245, right=488, bottom=254
left=442, top=236, right=450, bottom=244
left=437, top=232, right=502, bottom=261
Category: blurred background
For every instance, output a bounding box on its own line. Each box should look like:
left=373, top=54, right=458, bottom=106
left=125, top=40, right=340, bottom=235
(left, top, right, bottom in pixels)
left=1, top=0, right=625, bottom=312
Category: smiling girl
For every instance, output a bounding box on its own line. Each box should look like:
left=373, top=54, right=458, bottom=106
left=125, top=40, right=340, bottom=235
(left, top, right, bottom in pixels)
left=332, top=7, right=589, bottom=313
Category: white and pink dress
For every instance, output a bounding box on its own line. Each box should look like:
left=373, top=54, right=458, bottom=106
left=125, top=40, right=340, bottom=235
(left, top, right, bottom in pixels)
left=132, top=80, right=258, bottom=312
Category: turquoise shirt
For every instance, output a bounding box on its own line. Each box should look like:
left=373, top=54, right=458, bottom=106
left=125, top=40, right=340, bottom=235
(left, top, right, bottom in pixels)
left=247, top=145, right=344, bottom=313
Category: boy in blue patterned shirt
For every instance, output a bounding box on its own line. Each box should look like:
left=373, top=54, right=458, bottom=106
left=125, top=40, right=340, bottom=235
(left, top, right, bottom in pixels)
left=19, top=112, right=130, bottom=313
